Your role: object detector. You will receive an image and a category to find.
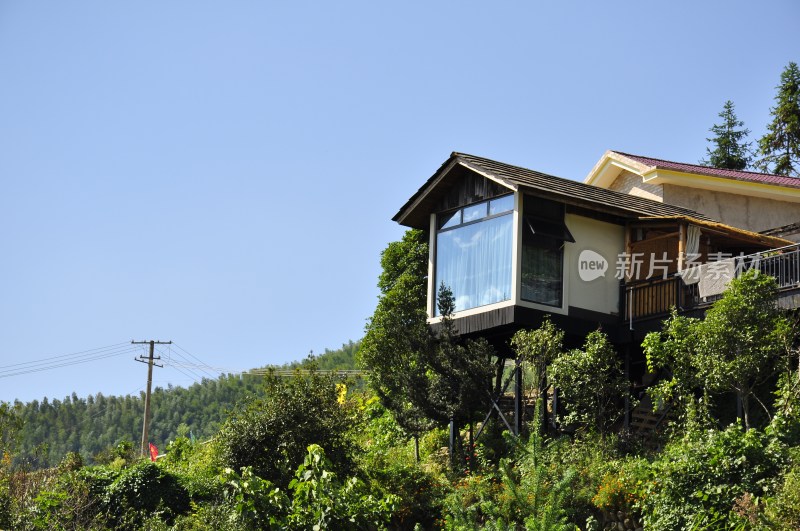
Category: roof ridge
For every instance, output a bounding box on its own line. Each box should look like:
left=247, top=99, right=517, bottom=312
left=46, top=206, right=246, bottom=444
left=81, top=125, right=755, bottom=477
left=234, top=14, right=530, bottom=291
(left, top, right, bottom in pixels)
left=611, top=150, right=790, bottom=180
left=453, top=152, right=567, bottom=178
left=395, top=151, right=719, bottom=227
left=454, top=152, right=711, bottom=219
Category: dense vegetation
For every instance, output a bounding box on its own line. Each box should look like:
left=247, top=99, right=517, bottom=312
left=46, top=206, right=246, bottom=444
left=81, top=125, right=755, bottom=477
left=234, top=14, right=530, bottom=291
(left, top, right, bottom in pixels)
left=9, top=341, right=358, bottom=468
left=2, top=237, right=800, bottom=529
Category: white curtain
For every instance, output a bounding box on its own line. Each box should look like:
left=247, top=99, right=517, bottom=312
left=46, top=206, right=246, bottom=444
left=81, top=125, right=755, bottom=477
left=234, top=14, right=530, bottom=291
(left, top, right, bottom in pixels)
left=435, top=214, right=513, bottom=314
left=686, top=224, right=701, bottom=257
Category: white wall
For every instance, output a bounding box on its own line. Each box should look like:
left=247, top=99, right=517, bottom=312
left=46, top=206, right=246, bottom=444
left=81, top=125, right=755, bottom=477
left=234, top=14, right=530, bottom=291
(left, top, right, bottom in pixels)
left=565, top=214, right=625, bottom=315
left=663, top=185, right=800, bottom=238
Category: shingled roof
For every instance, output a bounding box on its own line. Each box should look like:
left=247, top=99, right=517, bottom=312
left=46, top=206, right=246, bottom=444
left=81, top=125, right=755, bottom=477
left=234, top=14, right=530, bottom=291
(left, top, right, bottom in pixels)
left=612, top=151, right=800, bottom=189
left=394, top=152, right=713, bottom=229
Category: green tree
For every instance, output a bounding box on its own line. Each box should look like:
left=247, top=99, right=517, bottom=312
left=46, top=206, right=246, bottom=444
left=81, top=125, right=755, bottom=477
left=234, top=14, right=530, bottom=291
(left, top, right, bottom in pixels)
left=510, top=316, right=565, bottom=425
left=697, top=270, right=791, bottom=429
left=645, top=270, right=792, bottom=430
left=757, top=62, right=800, bottom=176
left=643, top=309, right=712, bottom=430
left=0, top=402, right=22, bottom=460
left=361, top=232, right=495, bottom=462
left=426, top=285, right=495, bottom=429
left=549, top=329, right=628, bottom=435
left=700, top=100, right=752, bottom=170
left=359, top=229, right=435, bottom=439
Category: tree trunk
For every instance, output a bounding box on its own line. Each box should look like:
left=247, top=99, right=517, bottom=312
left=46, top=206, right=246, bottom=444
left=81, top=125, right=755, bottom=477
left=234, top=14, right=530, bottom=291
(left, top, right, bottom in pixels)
left=494, top=357, right=504, bottom=395
left=468, top=422, right=474, bottom=471
left=448, top=418, right=455, bottom=467
left=740, top=392, right=750, bottom=430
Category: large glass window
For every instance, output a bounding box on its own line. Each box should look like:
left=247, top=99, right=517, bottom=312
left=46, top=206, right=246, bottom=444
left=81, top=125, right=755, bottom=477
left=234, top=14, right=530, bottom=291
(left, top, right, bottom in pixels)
left=521, top=196, right=573, bottom=307
left=435, top=195, right=513, bottom=314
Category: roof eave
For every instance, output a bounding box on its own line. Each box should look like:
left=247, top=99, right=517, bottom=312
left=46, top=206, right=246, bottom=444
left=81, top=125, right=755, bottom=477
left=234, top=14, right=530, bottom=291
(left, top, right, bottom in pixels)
left=584, top=150, right=655, bottom=186
left=393, top=154, right=517, bottom=229
left=642, top=170, right=800, bottom=203
left=636, top=216, right=794, bottom=248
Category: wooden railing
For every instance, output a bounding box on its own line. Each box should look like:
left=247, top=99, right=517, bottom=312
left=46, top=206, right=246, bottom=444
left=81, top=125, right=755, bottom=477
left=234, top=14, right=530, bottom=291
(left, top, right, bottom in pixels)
left=623, top=243, right=800, bottom=322
left=622, top=276, right=690, bottom=322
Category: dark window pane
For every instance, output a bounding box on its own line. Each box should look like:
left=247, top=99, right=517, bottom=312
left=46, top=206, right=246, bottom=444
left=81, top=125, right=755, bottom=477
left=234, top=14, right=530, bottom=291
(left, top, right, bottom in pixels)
left=521, top=235, right=563, bottom=307
left=521, top=195, right=566, bottom=307
left=523, top=195, right=563, bottom=221
left=524, top=217, right=575, bottom=243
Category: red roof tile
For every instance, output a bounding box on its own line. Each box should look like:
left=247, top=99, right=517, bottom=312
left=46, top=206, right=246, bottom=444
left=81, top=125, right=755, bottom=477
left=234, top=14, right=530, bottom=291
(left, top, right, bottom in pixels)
left=613, top=151, right=800, bottom=189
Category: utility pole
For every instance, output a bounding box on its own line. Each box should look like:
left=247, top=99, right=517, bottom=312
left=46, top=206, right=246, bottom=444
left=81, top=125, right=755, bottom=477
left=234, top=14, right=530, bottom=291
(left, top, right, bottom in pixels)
left=133, top=340, right=170, bottom=457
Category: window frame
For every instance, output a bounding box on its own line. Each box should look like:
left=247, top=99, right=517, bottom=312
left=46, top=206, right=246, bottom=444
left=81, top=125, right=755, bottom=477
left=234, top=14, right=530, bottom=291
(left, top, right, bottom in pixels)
left=433, top=194, right=515, bottom=315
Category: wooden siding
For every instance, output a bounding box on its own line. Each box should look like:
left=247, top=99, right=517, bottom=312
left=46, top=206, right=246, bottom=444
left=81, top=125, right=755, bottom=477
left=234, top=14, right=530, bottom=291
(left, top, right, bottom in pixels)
left=434, top=169, right=508, bottom=212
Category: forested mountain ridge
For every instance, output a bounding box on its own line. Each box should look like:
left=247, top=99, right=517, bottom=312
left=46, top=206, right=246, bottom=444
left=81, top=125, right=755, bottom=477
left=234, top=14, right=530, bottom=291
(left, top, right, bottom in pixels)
left=11, top=341, right=359, bottom=468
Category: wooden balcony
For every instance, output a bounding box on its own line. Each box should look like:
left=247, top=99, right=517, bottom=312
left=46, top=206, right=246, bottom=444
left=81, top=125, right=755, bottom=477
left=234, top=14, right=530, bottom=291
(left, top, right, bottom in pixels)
left=623, top=244, right=800, bottom=323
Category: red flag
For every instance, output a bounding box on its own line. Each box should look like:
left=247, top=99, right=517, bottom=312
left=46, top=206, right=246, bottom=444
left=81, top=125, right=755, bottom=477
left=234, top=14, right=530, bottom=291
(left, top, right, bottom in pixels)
left=149, top=443, right=158, bottom=462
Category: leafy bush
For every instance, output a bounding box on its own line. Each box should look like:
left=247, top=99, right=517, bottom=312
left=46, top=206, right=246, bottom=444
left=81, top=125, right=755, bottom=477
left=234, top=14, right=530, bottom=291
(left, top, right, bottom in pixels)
left=638, top=424, right=786, bottom=530
left=0, top=460, right=11, bottom=529
left=222, top=444, right=397, bottom=530
left=93, top=439, right=137, bottom=469
left=287, top=444, right=397, bottom=530
left=222, top=465, right=287, bottom=529
left=104, top=461, right=190, bottom=529
left=216, top=370, right=355, bottom=488
left=441, top=414, right=577, bottom=530
left=591, top=457, right=649, bottom=519
left=549, top=330, right=628, bottom=435
left=442, top=471, right=503, bottom=528
left=21, top=465, right=116, bottom=530
left=159, top=436, right=224, bottom=503
left=367, top=461, right=445, bottom=528
left=765, top=455, right=800, bottom=529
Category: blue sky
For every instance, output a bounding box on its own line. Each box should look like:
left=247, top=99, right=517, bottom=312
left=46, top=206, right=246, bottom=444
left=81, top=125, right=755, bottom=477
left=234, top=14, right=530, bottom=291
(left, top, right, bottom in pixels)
left=1, top=1, right=798, bottom=403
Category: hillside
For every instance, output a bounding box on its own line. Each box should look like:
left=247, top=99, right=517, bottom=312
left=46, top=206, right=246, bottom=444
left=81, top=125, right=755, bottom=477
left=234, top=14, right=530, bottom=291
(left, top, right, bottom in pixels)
left=11, top=340, right=359, bottom=468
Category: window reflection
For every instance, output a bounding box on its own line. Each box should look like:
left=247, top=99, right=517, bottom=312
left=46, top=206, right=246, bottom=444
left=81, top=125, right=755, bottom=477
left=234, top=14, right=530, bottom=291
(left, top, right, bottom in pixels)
left=435, top=194, right=513, bottom=314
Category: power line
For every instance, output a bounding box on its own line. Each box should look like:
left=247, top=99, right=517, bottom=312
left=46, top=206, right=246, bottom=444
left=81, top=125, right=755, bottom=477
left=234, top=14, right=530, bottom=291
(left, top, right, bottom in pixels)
left=0, top=345, right=140, bottom=379
left=157, top=345, right=208, bottom=381
left=172, top=343, right=220, bottom=380
left=0, top=342, right=130, bottom=370
left=159, top=362, right=367, bottom=378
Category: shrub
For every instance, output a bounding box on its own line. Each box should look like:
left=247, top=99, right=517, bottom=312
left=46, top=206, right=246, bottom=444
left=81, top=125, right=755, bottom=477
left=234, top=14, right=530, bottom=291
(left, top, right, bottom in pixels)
left=159, top=436, right=224, bottom=503
left=591, top=457, right=649, bottom=528
left=104, top=462, right=190, bottom=529
left=638, top=424, right=786, bottom=530
left=441, top=414, right=577, bottom=530
left=442, top=471, right=503, bottom=528
left=287, top=444, right=397, bottom=530
left=222, top=465, right=288, bottom=529
left=549, top=330, right=628, bottom=435
left=367, top=462, right=445, bottom=528
left=24, top=465, right=117, bottom=530
left=216, top=370, right=355, bottom=488
left=766, top=456, right=800, bottom=529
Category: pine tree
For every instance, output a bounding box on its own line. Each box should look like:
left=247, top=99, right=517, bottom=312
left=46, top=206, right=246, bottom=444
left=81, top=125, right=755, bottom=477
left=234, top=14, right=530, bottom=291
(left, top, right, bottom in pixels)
left=700, top=100, right=752, bottom=170
left=757, top=62, right=800, bottom=176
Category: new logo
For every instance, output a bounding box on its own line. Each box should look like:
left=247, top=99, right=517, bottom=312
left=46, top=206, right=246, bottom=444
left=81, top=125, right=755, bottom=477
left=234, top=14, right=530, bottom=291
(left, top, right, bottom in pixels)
left=578, top=249, right=608, bottom=282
